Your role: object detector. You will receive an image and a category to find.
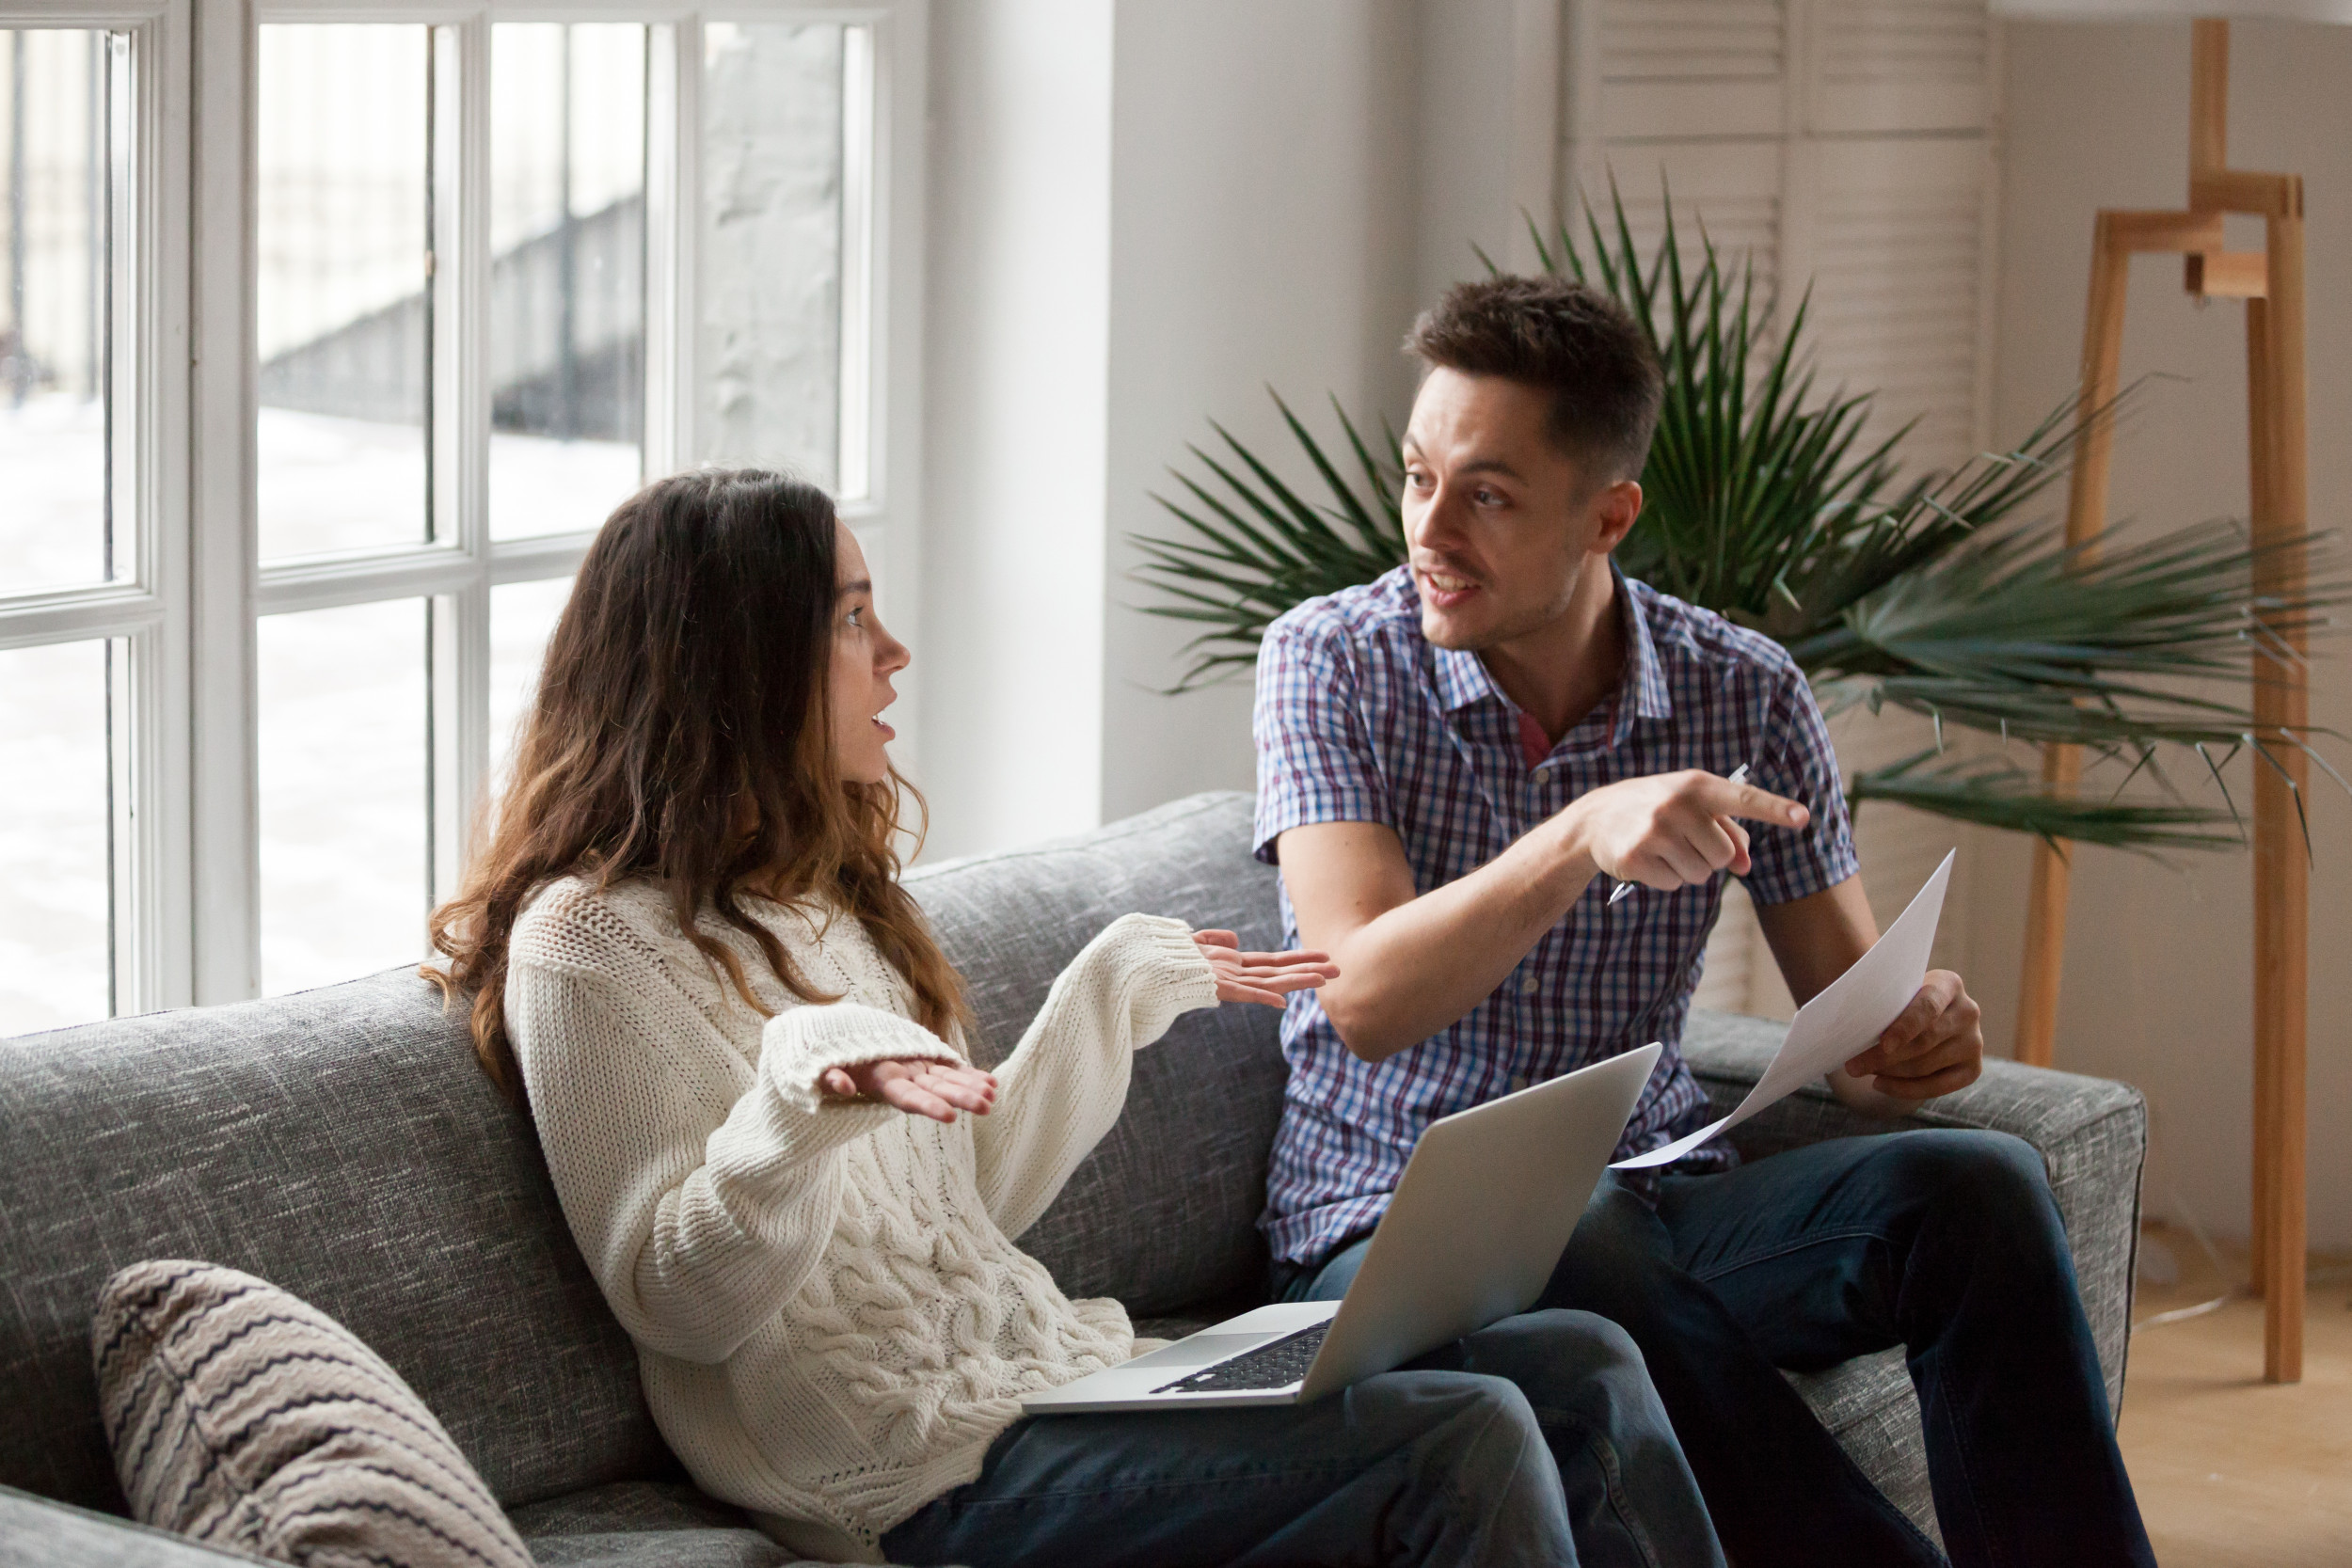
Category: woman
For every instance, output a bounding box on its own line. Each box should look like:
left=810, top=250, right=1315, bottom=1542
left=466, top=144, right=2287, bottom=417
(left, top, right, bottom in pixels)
left=428, top=469, right=1723, bottom=1568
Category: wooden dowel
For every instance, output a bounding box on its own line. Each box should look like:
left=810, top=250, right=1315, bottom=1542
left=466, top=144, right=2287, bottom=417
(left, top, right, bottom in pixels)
left=2247, top=294, right=2275, bottom=1304
left=2190, top=20, right=2229, bottom=182
left=2016, top=215, right=2131, bottom=1066
left=2252, top=201, right=2309, bottom=1386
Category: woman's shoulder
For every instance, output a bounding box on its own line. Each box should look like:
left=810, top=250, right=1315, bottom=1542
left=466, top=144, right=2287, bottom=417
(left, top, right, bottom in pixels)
left=511, top=872, right=840, bottom=979
left=514, top=872, right=797, bottom=981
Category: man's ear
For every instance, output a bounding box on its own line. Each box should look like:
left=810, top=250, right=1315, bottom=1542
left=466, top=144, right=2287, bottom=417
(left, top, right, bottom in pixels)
left=1590, top=479, right=1643, bottom=553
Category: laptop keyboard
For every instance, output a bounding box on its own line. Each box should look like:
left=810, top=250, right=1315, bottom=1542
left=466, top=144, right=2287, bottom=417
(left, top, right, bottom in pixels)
left=1152, top=1322, right=1332, bottom=1395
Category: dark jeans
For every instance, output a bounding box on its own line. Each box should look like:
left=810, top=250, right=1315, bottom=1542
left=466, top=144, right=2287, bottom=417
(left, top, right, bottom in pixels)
left=1279, top=1130, right=2154, bottom=1568
left=880, top=1308, right=1726, bottom=1568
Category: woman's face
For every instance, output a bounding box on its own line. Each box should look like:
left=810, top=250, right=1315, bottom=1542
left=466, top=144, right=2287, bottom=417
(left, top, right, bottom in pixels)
left=828, top=523, right=911, bottom=785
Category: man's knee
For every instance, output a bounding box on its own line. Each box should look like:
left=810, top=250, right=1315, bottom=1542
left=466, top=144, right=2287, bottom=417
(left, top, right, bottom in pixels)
left=1878, top=1129, right=2055, bottom=1221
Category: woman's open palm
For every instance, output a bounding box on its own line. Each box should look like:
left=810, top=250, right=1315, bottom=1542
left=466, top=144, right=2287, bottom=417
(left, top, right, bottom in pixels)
left=819, top=927, right=1335, bottom=1123
left=818, top=1058, right=998, bottom=1124
left=1192, top=929, right=1338, bottom=1006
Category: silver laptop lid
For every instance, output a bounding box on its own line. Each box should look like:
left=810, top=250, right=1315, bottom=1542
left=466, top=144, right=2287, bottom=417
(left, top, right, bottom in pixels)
left=1295, top=1042, right=1662, bottom=1402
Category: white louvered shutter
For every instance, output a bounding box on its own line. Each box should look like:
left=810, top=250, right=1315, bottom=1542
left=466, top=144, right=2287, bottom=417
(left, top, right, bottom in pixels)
left=1563, top=0, right=1997, bottom=1017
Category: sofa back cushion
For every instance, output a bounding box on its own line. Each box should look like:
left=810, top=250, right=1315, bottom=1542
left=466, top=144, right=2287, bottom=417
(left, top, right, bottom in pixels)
left=0, top=966, right=676, bottom=1515
left=907, top=792, right=1289, bottom=1316
left=1, top=791, right=1288, bottom=1516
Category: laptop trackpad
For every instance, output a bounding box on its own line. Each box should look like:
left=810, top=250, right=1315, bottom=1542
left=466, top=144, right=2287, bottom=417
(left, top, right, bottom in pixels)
left=1123, top=1333, right=1268, bottom=1370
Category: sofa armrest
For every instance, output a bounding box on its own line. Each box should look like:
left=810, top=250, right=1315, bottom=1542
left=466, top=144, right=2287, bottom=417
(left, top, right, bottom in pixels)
left=0, top=1486, right=263, bottom=1568
left=1679, top=1008, right=2147, bottom=1413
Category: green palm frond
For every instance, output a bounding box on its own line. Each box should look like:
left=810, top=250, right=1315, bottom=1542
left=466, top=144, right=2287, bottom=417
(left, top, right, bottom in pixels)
left=1129, top=182, right=2349, bottom=851
left=1849, top=750, right=2247, bottom=850
left=1135, top=392, right=1407, bottom=686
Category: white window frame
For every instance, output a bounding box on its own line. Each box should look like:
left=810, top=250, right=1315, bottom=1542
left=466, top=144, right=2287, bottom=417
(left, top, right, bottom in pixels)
left=0, top=0, right=924, bottom=1020
left=0, top=0, right=194, bottom=1015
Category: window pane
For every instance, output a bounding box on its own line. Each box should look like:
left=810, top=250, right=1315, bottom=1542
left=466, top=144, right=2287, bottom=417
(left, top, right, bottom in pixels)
left=698, top=23, right=849, bottom=491
left=0, top=640, right=115, bottom=1032
left=0, top=30, right=129, bottom=596
left=489, top=574, right=574, bottom=792
left=258, top=598, right=429, bottom=994
left=257, top=25, right=439, bottom=560
left=490, top=25, right=645, bottom=541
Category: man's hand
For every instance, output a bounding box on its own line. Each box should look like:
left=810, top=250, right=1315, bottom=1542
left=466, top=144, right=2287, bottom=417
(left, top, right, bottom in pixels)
left=1192, top=929, right=1340, bottom=1006
left=1841, top=969, right=1984, bottom=1102
left=818, top=1058, right=998, bottom=1124
left=1568, top=770, right=1809, bottom=893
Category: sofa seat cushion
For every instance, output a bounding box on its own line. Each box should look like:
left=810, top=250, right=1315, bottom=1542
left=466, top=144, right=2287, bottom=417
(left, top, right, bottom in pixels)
left=95, top=1261, right=533, bottom=1568
left=508, top=1482, right=816, bottom=1568
left=1783, top=1347, right=1938, bottom=1548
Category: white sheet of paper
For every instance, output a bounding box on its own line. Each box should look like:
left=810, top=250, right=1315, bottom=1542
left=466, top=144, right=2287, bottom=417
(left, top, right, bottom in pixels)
left=1612, top=848, right=1955, bottom=1170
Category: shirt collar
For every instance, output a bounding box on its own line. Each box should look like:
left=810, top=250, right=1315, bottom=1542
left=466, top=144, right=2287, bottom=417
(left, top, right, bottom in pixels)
left=1426, top=562, right=1674, bottom=746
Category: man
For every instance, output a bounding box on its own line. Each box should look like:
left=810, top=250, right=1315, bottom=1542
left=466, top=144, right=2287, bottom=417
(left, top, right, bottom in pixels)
left=1253, top=275, right=2154, bottom=1568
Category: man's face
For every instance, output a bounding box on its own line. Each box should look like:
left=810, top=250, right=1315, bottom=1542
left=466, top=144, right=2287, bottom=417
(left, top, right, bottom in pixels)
left=1399, top=367, right=1636, bottom=651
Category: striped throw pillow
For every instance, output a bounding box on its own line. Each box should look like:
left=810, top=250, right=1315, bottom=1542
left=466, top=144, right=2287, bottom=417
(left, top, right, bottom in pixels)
left=93, top=1260, right=532, bottom=1568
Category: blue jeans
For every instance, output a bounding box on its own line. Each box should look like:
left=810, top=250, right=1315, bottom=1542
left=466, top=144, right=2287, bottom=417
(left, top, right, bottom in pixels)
left=1283, top=1130, right=2155, bottom=1568
left=880, top=1308, right=1725, bottom=1568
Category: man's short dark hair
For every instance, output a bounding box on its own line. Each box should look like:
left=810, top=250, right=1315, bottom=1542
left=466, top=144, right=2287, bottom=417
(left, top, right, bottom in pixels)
left=1405, top=276, right=1663, bottom=484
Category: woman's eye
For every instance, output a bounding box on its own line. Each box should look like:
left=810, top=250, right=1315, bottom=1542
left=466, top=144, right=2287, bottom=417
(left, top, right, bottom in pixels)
left=846, top=607, right=865, bottom=628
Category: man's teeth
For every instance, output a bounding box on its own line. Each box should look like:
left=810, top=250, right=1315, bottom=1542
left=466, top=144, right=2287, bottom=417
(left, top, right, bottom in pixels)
left=1427, top=572, right=1473, bottom=592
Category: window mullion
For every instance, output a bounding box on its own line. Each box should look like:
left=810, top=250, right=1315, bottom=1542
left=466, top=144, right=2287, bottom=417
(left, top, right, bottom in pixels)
left=188, top=0, right=259, bottom=1005
left=126, top=6, right=196, bottom=1014
left=644, top=15, right=691, bottom=478
left=450, top=15, right=494, bottom=878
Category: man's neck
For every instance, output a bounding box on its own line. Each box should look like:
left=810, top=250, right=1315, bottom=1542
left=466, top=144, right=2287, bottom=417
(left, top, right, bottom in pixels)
left=1475, top=559, right=1626, bottom=747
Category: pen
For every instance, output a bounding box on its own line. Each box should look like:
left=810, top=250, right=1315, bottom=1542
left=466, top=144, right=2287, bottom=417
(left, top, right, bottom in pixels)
left=1607, top=764, right=1750, bottom=906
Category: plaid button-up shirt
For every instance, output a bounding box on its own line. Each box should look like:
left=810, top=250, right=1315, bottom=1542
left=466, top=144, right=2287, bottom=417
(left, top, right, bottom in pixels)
left=1253, top=564, right=1859, bottom=1268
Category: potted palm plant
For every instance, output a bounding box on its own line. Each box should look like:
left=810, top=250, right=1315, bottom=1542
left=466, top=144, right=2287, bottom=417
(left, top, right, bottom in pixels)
left=1132, top=191, right=2344, bottom=850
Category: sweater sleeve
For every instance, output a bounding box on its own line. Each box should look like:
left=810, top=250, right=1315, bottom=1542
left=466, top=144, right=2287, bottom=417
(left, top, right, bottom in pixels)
left=511, top=951, right=960, bottom=1366
left=971, top=913, right=1221, bottom=1241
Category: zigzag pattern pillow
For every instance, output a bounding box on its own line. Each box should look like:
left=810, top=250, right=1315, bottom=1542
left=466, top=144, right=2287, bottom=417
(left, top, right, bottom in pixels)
left=94, top=1260, right=532, bottom=1568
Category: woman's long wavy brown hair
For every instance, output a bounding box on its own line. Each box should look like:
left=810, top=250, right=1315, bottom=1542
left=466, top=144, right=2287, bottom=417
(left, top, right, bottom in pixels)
left=425, top=467, right=969, bottom=1104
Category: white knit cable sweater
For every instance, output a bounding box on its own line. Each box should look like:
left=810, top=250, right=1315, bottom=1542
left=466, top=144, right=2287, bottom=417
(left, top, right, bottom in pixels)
left=505, top=877, right=1221, bottom=1563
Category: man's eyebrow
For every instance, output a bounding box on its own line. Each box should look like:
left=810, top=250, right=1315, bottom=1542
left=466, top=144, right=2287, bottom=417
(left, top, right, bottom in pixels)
left=837, top=578, right=873, bottom=597
left=1399, top=436, right=1525, bottom=483
left=1454, top=457, right=1525, bottom=481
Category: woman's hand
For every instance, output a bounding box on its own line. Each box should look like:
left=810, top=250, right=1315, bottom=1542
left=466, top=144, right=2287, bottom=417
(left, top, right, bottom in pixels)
left=1192, top=929, right=1340, bottom=1006
left=818, top=1058, right=998, bottom=1124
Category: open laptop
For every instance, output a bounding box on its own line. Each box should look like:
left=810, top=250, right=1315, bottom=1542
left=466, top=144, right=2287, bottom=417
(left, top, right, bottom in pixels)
left=1022, top=1041, right=1662, bottom=1414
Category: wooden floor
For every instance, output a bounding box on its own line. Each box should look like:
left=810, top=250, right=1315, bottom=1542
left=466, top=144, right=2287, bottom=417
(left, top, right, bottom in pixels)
left=2119, top=1224, right=2352, bottom=1567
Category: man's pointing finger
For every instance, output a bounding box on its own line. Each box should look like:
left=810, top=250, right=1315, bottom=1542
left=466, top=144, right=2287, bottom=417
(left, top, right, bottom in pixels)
left=1708, top=779, right=1809, bottom=828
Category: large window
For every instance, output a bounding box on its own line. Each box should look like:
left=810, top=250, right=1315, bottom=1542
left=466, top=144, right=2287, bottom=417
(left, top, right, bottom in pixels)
left=0, top=3, right=924, bottom=1031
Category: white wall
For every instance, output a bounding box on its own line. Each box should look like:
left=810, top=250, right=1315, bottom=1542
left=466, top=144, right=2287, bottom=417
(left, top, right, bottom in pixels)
left=923, top=0, right=1545, bottom=857
left=1974, top=18, right=2352, bottom=1247
left=917, top=0, right=1115, bottom=860
left=1098, top=0, right=1423, bottom=824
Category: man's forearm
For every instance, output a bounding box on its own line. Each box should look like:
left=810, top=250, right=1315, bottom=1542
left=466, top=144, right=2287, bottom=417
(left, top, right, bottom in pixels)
left=1311, top=817, right=1598, bottom=1061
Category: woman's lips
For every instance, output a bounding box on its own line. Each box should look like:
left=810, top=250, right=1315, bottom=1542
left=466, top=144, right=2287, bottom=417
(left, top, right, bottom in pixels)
left=872, top=716, right=896, bottom=739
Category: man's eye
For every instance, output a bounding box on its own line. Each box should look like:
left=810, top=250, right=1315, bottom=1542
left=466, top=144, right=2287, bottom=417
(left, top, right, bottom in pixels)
left=1475, top=489, right=1502, bottom=507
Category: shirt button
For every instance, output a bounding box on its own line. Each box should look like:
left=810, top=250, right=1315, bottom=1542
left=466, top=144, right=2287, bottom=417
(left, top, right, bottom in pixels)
left=1519, top=973, right=1538, bottom=994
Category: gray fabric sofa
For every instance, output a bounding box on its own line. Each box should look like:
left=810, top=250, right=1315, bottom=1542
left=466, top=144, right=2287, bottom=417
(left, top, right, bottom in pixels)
left=0, top=791, right=2145, bottom=1567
